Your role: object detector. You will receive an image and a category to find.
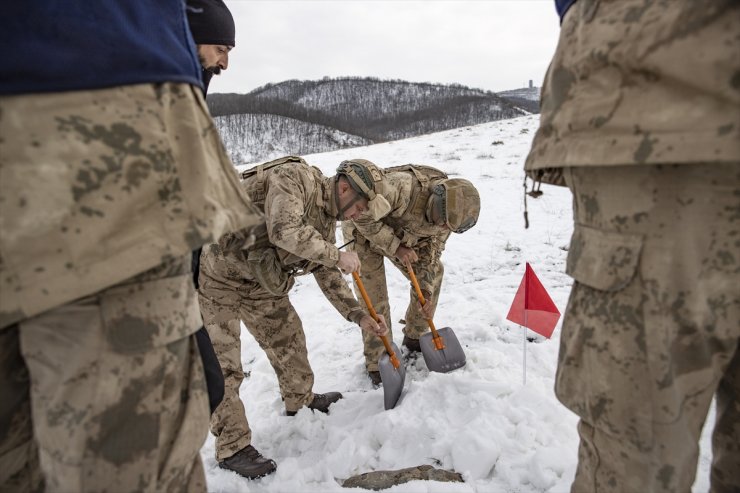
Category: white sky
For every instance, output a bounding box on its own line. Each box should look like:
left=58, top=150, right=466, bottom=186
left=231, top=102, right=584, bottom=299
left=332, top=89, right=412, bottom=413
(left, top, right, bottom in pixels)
left=208, top=0, right=562, bottom=95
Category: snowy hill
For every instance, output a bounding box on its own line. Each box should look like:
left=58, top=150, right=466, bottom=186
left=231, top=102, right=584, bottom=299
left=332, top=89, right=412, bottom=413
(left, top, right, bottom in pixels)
left=209, top=78, right=525, bottom=143
left=203, top=115, right=714, bottom=492
left=497, top=87, right=541, bottom=114
left=214, top=113, right=372, bottom=166
left=497, top=87, right=540, bottom=102
left=207, top=78, right=526, bottom=164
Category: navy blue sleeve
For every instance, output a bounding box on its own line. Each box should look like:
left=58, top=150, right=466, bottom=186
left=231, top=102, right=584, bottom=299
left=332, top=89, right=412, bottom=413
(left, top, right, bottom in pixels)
left=555, top=0, right=577, bottom=24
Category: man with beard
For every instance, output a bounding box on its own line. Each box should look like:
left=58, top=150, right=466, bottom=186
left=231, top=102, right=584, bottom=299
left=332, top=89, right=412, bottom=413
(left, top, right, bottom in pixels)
left=185, top=0, right=240, bottom=419
left=187, top=0, right=235, bottom=94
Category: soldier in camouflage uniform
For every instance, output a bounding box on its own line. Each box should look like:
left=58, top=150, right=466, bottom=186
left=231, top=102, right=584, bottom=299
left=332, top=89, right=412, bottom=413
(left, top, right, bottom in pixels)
left=0, top=3, right=262, bottom=492
left=198, top=156, right=389, bottom=479
left=525, top=1, right=740, bottom=492
left=339, top=159, right=481, bottom=385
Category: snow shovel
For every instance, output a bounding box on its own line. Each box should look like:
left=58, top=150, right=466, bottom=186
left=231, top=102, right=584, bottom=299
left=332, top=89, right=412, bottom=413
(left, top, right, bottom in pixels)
left=351, top=272, right=406, bottom=410
left=405, top=260, right=466, bottom=373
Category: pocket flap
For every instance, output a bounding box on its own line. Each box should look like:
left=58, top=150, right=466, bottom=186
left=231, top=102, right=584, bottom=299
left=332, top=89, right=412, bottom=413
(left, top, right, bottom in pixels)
left=566, top=225, right=643, bottom=292
left=101, top=273, right=201, bottom=352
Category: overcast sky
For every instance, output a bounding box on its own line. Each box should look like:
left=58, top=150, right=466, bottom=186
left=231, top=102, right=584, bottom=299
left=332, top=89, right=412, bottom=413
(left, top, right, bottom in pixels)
left=207, top=0, right=562, bottom=95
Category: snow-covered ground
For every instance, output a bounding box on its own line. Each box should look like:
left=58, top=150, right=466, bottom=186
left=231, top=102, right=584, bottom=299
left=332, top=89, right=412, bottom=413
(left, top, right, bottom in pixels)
left=202, top=115, right=714, bottom=492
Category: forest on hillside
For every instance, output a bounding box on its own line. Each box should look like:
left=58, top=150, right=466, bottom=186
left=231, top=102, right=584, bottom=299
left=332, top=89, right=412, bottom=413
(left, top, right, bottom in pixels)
left=208, top=77, right=532, bottom=165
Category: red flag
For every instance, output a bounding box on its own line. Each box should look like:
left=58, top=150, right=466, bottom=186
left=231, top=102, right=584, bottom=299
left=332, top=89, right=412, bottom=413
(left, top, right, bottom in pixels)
left=506, top=262, right=561, bottom=338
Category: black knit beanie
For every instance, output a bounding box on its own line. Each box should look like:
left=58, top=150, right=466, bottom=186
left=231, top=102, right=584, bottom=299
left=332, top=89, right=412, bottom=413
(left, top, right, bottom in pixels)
left=186, top=0, right=236, bottom=47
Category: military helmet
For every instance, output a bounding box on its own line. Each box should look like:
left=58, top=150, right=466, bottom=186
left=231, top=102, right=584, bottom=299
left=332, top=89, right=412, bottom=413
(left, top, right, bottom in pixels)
left=430, top=178, right=480, bottom=233
left=336, top=159, right=377, bottom=199
left=335, top=159, right=391, bottom=220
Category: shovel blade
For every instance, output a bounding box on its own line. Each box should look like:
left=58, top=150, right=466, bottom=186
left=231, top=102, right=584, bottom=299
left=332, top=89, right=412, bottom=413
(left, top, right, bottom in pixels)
left=378, top=342, right=405, bottom=410
left=420, top=327, right=466, bottom=373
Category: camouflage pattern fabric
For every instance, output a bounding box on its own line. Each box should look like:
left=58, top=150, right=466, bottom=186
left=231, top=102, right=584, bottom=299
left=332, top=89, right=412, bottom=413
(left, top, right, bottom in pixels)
left=0, top=83, right=261, bottom=329
left=198, top=159, right=365, bottom=461
left=199, top=160, right=363, bottom=323
left=525, top=0, right=740, bottom=177
left=343, top=165, right=451, bottom=371
left=0, top=326, right=43, bottom=493
left=0, top=256, right=209, bottom=492
left=557, top=164, right=740, bottom=492
left=0, top=82, right=261, bottom=491
left=350, top=165, right=451, bottom=295
left=343, top=222, right=444, bottom=372
left=525, top=3, right=740, bottom=490
left=198, top=289, right=314, bottom=461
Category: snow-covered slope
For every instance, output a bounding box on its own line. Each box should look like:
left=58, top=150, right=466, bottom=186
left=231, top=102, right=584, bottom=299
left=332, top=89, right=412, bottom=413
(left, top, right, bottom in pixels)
left=497, top=87, right=540, bottom=102
left=204, top=115, right=714, bottom=492
left=214, top=113, right=372, bottom=166
left=497, top=87, right=541, bottom=114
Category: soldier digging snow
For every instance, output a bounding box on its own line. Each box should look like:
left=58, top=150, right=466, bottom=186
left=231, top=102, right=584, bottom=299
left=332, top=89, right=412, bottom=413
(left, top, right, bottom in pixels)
left=340, top=159, right=480, bottom=386
left=198, top=156, right=389, bottom=479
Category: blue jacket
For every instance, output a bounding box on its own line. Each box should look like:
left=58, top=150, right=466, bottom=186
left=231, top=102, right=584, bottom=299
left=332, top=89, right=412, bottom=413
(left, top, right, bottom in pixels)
left=555, top=0, right=577, bottom=23
left=0, top=1, right=202, bottom=95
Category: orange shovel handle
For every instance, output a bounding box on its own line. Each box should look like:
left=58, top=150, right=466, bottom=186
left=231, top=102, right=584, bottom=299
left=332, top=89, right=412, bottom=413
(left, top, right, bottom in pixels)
left=351, top=272, right=401, bottom=369
left=404, top=260, right=445, bottom=350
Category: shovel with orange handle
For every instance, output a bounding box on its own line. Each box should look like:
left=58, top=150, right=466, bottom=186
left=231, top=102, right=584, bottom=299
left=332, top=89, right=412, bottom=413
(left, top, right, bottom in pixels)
left=405, top=260, right=466, bottom=373
left=352, top=271, right=406, bottom=410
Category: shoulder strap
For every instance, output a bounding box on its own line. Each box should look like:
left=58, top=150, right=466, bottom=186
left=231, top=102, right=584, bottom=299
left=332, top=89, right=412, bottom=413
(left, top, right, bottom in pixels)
left=240, top=155, right=307, bottom=181
left=391, top=165, right=447, bottom=220
left=385, top=164, right=447, bottom=187
left=240, top=155, right=308, bottom=207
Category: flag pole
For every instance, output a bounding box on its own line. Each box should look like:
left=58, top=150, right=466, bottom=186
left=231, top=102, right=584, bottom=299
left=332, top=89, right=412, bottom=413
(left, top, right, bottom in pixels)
left=523, top=312, right=527, bottom=385
left=523, top=262, right=529, bottom=385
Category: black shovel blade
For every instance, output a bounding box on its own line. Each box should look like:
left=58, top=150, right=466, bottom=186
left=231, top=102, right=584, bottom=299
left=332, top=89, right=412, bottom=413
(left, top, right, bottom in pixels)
left=378, top=342, right=405, bottom=410
left=420, top=327, right=466, bottom=373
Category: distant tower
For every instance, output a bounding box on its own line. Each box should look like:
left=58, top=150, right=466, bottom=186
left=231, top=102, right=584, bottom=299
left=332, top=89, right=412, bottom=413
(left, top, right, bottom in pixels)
left=529, top=79, right=533, bottom=89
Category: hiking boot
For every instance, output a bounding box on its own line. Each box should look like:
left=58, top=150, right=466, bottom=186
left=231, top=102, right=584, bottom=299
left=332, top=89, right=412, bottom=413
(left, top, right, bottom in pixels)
left=368, top=370, right=382, bottom=387
left=402, top=335, right=421, bottom=353
left=218, top=445, right=277, bottom=479
left=286, top=392, right=343, bottom=416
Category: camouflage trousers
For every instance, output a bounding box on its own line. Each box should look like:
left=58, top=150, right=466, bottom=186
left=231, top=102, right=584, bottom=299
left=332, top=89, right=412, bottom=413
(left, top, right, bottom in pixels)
left=198, top=280, right=314, bottom=462
left=344, top=229, right=443, bottom=372
left=0, top=256, right=209, bottom=492
left=557, top=164, right=740, bottom=493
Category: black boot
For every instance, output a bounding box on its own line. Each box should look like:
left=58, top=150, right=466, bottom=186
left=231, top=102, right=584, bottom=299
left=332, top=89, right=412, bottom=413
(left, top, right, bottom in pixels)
left=368, top=370, right=382, bottom=387
left=218, top=445, right=277, bottom=479
left=286, top=392, right=343, bottom=416
left=402, top=335, right=421, bottom=353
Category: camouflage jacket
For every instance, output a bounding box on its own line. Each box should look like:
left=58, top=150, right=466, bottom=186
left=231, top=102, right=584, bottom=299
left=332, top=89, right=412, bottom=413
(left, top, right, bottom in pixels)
left=526, top=0, right=740, bottom=183
left=200, top=157, right=365, bottom=324
left=0, top=83, right=260, bottom=329
left=350, top=164, right=451, bottom=294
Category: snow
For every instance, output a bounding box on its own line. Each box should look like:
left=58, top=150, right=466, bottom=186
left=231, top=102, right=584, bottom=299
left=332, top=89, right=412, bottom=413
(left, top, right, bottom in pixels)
left=203, top=115, right=713, bottom=492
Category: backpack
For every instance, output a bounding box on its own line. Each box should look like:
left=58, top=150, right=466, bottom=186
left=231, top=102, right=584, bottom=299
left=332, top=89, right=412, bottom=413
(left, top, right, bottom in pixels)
left=383, top=164, right=448, bottom=218
left=384, top=164, right=448, bottom=188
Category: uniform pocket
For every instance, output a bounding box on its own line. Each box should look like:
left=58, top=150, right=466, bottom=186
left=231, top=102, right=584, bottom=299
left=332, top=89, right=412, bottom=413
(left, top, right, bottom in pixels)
left=566, top=224, right=643, bottom=291
left=100, top=273, right=201, bottom=353
left=557, top=223, right=654, bottom=450
left=247, top=248, right=293, bottom=297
